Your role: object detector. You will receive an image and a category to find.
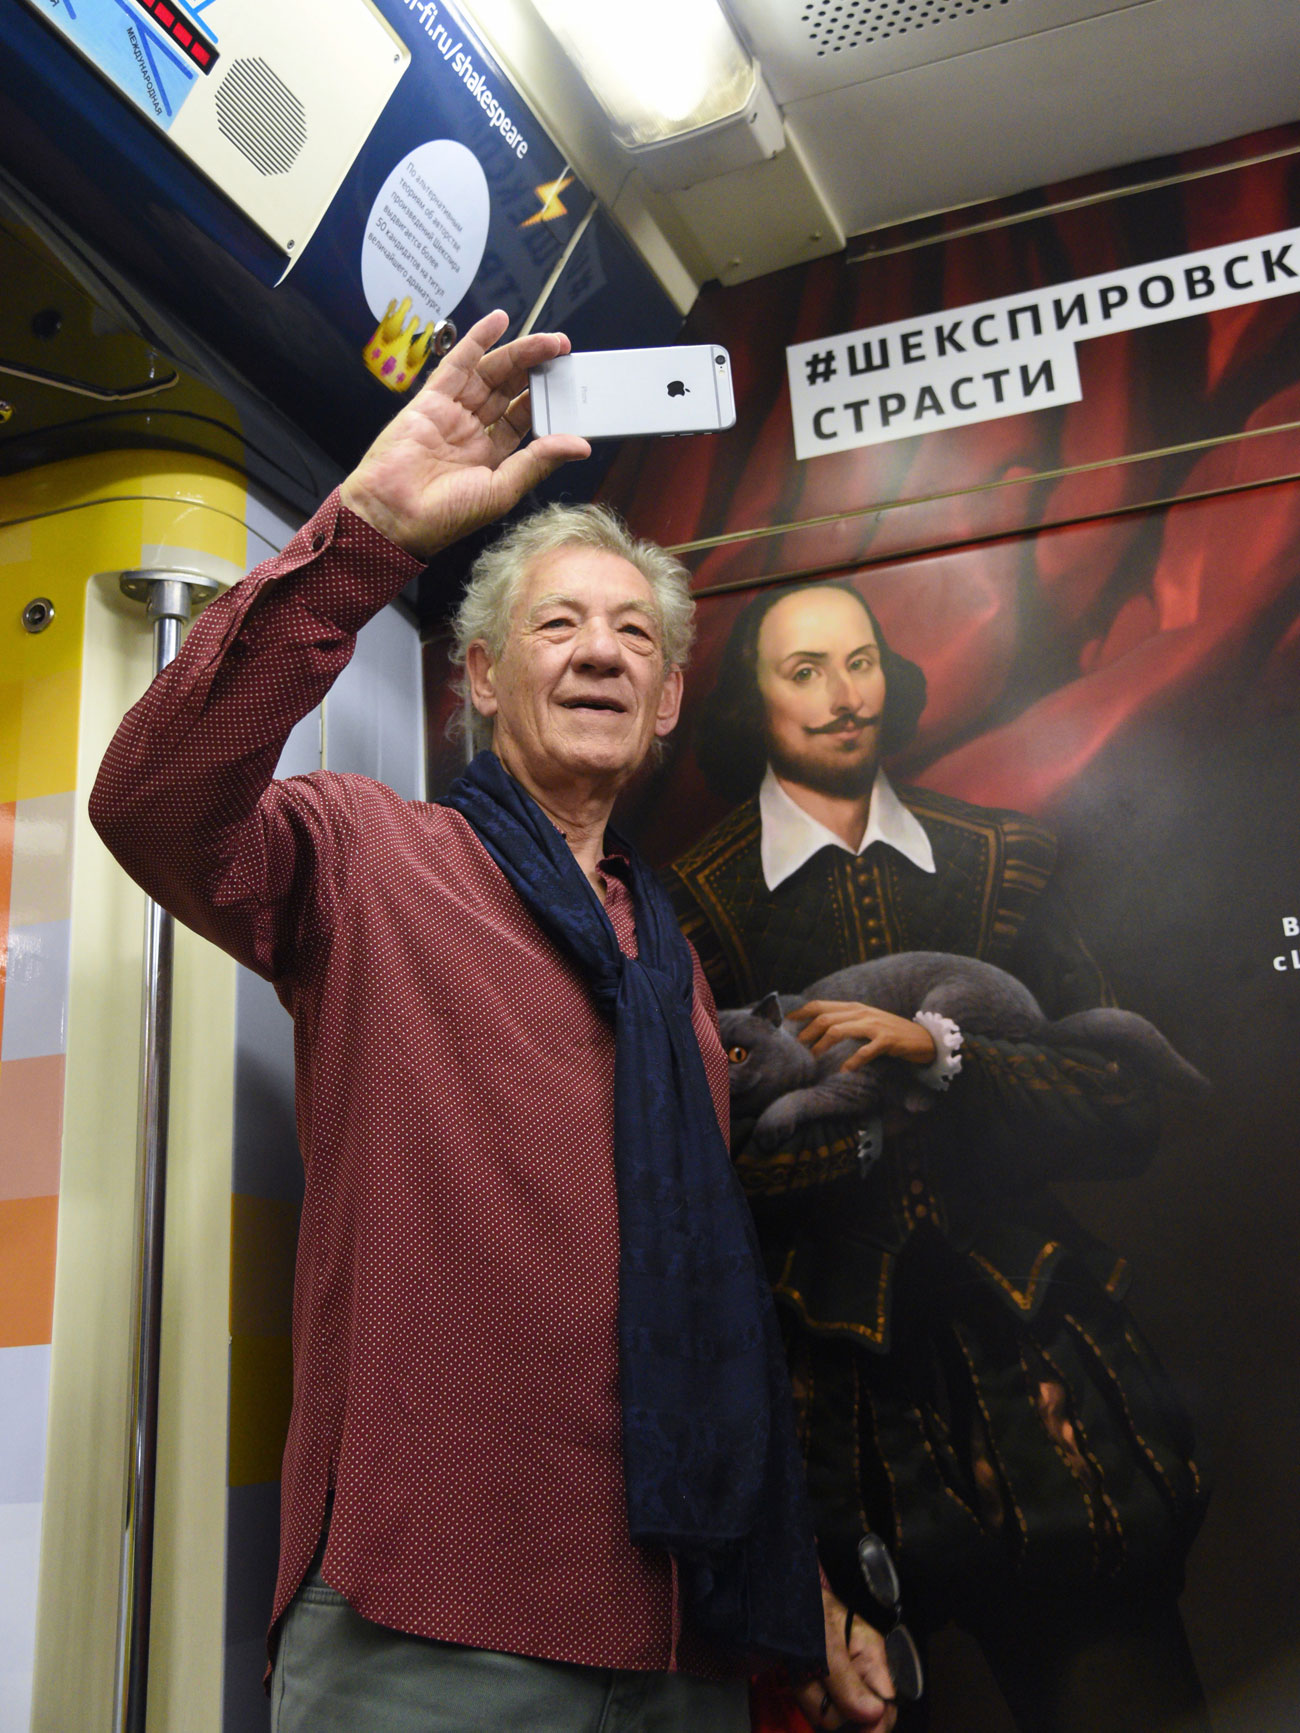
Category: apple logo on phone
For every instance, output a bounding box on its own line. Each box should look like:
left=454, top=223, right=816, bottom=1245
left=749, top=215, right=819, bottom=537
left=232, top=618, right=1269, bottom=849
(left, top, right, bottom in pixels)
left=666, top=380, right=689, bottom=397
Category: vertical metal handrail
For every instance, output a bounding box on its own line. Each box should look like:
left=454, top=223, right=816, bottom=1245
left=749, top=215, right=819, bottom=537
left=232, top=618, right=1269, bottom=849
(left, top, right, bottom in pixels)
left=113, top=570, right=219, bottom=1733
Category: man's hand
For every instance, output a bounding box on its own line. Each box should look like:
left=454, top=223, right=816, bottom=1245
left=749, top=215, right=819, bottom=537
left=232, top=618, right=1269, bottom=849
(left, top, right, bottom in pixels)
left=793, top=1579, right=897, bottom=1731
left=790, top=1000, right=937, bottom=1072
left=339, top=309, right=591, bottom=560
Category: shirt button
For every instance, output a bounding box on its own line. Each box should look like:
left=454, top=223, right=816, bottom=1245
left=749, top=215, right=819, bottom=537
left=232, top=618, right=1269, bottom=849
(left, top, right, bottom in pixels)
left=311, top=532, right=326, bottom=552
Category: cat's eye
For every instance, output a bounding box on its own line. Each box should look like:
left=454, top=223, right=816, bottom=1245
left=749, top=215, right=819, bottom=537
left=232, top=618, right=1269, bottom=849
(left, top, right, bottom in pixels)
left=726, top=1045, right=749, bottom=1064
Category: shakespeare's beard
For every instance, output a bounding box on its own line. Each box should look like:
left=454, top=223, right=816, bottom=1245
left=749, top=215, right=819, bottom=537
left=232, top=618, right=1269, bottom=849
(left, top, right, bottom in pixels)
left=766, top=729, right=881, bottom=799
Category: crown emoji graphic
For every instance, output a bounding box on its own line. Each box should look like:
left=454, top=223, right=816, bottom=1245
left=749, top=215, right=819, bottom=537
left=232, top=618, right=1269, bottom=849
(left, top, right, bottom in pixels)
left=363, top=298, right=442, bottom=393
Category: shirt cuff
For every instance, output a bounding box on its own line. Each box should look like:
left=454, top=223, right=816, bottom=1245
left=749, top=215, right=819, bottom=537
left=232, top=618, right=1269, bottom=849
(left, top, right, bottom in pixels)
left=911, top=1011, right=963, bottom=1091
left=270, top=490, right=426, bottom=635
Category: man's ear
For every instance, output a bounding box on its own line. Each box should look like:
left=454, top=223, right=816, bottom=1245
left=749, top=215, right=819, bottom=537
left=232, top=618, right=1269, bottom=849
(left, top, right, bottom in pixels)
left=654, top=665, right=685, bottom=739
left=465, top=641, right=498, bottom=720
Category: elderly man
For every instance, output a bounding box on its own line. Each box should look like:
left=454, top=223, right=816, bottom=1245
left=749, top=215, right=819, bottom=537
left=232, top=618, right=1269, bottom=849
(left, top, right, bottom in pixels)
left=668, top=581, right=1208, bottom=1732
left=90, top=315, right=845, bottom=1731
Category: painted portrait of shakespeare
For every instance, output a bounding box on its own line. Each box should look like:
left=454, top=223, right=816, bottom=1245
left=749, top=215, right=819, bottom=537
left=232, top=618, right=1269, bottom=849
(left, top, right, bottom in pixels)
left=667, top=577, right=1209, bottom=1732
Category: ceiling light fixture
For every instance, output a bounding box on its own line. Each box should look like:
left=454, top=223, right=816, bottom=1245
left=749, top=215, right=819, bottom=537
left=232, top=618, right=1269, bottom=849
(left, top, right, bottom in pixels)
left=528, top=0, right=785, bottom=190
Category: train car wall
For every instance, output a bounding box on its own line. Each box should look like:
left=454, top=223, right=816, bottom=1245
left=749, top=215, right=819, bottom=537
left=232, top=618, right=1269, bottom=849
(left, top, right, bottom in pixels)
left=424, top=122, right=1300, bottom=1732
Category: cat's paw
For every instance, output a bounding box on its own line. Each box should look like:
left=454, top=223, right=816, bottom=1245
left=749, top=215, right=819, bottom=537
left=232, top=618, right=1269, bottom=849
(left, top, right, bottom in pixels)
left=752, top=1096, right=809, bottom=1152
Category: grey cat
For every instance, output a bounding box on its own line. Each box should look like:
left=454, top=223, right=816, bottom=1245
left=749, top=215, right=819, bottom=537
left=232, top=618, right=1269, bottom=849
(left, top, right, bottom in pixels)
left=718, top=951, right=1208, bottom=1153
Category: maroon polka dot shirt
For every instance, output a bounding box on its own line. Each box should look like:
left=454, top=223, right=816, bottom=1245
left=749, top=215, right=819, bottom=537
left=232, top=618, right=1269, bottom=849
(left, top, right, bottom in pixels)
left=90, top=493, right=733, bottom=1675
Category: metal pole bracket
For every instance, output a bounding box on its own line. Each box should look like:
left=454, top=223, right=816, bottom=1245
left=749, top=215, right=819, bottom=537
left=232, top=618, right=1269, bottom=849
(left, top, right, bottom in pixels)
left=119, top=568, right=222, bottom=622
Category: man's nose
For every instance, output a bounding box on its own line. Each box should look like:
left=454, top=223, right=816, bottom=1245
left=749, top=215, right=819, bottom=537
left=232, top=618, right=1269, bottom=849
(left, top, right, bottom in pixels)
left=573, top=615, right=624, bottom=667
left=825, top=665, right=861, bottom=711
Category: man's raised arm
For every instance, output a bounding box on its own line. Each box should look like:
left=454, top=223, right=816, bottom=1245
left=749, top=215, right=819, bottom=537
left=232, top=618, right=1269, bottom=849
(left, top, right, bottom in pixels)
left=89, top=311, right=589, bottom=979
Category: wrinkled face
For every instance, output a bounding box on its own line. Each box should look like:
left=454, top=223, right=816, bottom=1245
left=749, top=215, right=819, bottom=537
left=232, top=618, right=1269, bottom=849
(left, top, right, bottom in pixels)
left=755, top=586, right=887, bottom=798
left=467, top=545, right=683, bottom=797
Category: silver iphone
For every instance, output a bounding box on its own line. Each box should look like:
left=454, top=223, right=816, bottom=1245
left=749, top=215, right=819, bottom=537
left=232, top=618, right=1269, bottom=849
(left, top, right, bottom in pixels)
left=529, top=344, right=736, bottom=439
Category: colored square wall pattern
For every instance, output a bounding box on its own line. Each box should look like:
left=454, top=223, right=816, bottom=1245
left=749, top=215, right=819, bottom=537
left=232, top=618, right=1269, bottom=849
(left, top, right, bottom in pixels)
left=1, top=520, right=82, bottom=1733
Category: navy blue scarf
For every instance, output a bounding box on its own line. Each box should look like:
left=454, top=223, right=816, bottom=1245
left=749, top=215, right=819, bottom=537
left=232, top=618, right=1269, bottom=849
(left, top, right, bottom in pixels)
left=441, top=751, right=824, bottom=1668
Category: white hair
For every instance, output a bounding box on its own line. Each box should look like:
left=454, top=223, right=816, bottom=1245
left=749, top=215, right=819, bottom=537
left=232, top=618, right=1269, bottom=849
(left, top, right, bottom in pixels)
left=447, top=502, right=695, bottom=756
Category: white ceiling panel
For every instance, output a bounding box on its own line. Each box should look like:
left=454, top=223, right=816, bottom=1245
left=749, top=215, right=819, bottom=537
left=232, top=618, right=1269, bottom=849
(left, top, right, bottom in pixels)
left=732, top=0, right=1155, bottom=102
left=775, top=0, right=1300, bottom=238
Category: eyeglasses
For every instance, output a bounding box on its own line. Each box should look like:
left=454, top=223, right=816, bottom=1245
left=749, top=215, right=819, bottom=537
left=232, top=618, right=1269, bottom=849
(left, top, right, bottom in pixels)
left=852, top=1533, right=924, bottom=1705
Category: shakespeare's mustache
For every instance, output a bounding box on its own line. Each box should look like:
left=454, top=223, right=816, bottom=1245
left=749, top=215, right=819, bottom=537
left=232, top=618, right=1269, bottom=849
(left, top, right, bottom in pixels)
left=805, top=711, right=882, bottom=736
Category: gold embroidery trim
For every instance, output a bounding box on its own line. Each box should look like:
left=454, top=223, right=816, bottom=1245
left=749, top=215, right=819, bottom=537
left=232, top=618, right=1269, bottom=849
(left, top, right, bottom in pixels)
left=777, top=1251, right=894, bottom=1348
left=968, top=1240, right=1061, bottom=1313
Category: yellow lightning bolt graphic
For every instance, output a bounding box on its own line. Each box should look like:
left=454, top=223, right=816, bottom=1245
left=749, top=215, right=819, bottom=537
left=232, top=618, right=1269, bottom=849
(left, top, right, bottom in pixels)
left=522, top=172, right=576, bottom=228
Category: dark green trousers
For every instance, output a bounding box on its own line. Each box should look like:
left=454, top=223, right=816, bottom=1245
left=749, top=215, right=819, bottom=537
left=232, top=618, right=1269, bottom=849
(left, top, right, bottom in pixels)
left=271, top=1573, right=749, bottom=1733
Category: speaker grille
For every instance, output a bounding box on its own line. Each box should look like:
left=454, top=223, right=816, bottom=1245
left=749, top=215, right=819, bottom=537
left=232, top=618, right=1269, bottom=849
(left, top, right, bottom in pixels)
left=215, top=58, right=306, bottom=176
left=802, top=0, right=1016, bottom=56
